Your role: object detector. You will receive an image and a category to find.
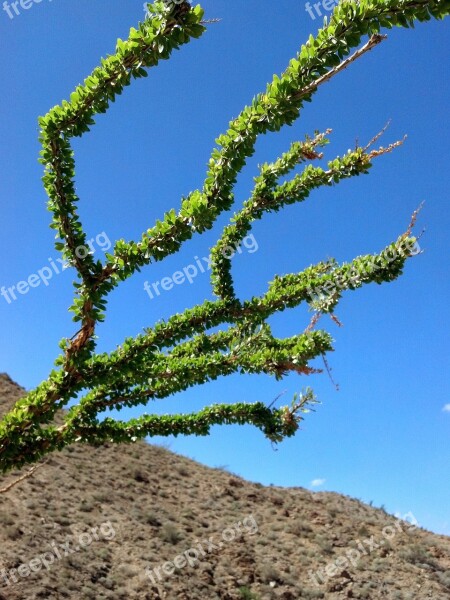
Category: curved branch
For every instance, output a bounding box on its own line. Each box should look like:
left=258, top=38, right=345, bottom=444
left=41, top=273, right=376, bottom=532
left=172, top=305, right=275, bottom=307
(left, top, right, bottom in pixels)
left=0, top=460, right=47, bottom=494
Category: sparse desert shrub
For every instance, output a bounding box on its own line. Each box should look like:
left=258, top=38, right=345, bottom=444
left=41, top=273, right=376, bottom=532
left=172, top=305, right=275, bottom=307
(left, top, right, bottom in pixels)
left=358, top=585, right=371, bottom=599
left=357, top=525, right=369, bottom=537
left=80, top=587, right=97, bottom=599
left=436, top=570, right=450, bottom=589
left=316, top=535, right=334, bottom=556
left=92, top=491, right=111, bottom=503
left=175, top=465, right=189, bottom=476
left=66, top=579, right=81, bottom=591
left=265, top=530, right=278, bottom=542
left=133, top=469, right=149, bottom=483
left=101, top=577, right=117, bottom=590
left=160, top=522, right=183, bottom=545
left=5, top=525, right=22, bottom=540
left=0, top=512, right=15, bottom=526
left=117, top=564, right=137, bottom=578
left=228, top=477, right=244, bottom=488
left=80, top=499, right=95, bottom=512
left=287, top=521, right=313, bottom=536
left=260, top=563, right=283, bottom=584
left=300, top=590, right=325, bottom=599
left=400, top=544, right=439, bottom=569
left=145, top=512, right=162, bottom=526
left=239, top=587, right=260, bottom=600
left=97, top=547, right=110, bottom=560
left=271, top=495, right=284, bottom=507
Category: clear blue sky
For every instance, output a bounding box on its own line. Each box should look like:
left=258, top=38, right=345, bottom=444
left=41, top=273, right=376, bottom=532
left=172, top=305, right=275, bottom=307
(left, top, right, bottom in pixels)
left=0, top=1, right=449, bottom=533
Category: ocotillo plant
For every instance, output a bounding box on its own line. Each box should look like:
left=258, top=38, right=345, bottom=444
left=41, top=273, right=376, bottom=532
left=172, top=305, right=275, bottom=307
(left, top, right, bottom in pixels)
left=0, top=0, right=448, bottom=475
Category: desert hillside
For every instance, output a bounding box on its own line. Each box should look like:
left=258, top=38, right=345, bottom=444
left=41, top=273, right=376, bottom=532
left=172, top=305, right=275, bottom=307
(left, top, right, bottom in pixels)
left=0, top=373, right=449, bottom=600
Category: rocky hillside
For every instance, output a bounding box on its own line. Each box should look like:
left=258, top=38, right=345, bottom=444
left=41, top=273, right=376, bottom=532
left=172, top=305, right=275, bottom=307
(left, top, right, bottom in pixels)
left=0, top=373, right=449, bottom=600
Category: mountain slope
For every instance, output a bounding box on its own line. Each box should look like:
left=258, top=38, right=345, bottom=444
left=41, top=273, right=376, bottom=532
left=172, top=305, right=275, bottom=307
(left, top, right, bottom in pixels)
left=0, top=373, right=449, bottom=600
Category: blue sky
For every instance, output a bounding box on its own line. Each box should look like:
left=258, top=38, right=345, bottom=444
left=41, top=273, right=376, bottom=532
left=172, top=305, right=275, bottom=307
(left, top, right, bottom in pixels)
left=0, top=1, right=449, bottom=534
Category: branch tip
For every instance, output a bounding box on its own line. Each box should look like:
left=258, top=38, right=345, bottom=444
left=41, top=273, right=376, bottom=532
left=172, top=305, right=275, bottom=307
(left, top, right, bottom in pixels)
left=404, top=201, right=425, bottom=237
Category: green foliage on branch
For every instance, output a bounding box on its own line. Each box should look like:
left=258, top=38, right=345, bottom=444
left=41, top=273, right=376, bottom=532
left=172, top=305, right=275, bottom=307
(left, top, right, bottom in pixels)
left=0, top=0, right=448, bottom=474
